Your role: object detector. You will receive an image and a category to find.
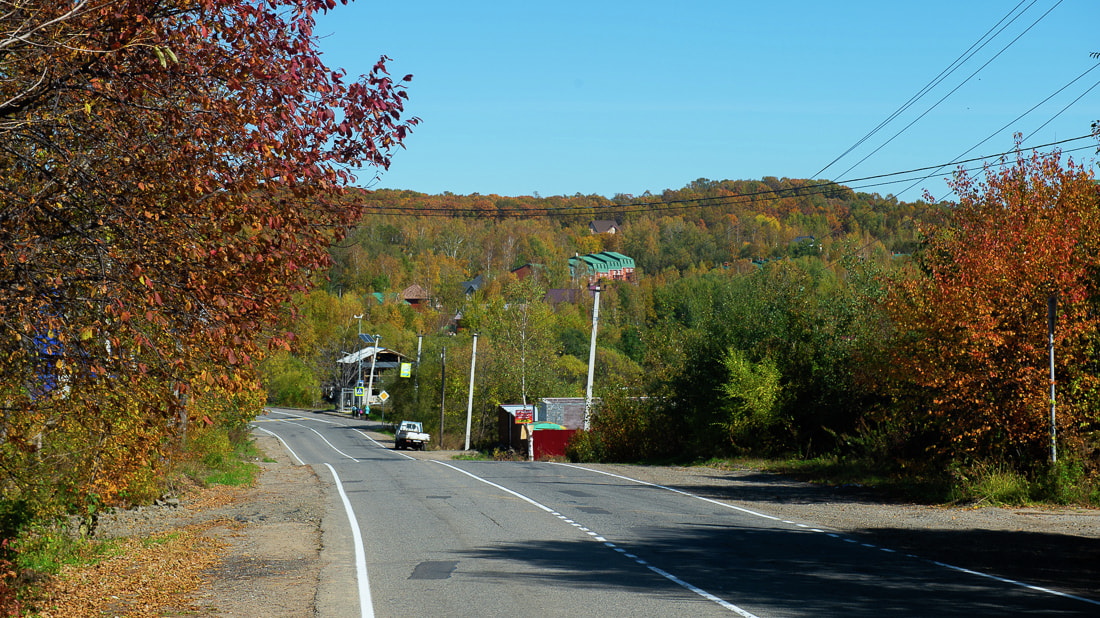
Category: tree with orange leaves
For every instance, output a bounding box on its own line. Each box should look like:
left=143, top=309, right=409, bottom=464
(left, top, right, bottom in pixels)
left=882, top=147, right=1100, bottom=469
left=0, top=1, right=416, bottom=518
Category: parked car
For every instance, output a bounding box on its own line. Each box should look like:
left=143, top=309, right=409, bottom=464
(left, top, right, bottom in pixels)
left=394, top=420, right=430, bottom=450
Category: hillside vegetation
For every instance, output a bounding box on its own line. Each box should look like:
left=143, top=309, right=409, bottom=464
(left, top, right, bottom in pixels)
left=269, top=151, right=1100, bottom=504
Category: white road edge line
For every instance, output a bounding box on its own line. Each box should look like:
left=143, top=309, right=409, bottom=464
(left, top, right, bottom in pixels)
left=353, top=429, right=416, bottom=460
left=323, top=463, right=375, bottom=618
left=432, top=461, right=759, bottom=617
left=552, top=462, right=1100, bottom=607
left=252, top=426, right=304, bottom=466
left=283, top=421, right=359, bottom=461
left=264, top=408, right=340, bottom=424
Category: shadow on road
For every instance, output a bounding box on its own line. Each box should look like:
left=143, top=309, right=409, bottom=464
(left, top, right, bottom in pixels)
left=454, top=521, right=1097, bottom=617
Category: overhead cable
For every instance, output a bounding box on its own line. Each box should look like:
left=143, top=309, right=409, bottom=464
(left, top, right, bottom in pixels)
left=811, top=0, right=1037, bottom=179
left=902, top=59, right=1100, bottom=199
left=359, top=135, right=1096, bottom=219
left=828, top=0, right=1064, bottom=184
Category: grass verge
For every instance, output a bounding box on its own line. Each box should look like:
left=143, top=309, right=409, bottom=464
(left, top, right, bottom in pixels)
left=695, top=454, right=1099, bottom=507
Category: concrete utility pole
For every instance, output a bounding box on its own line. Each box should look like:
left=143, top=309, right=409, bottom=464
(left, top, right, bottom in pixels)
left=1048, top=295, right=1057, bottom=464
left=464, top=333, right=479, bottom=451
left=584, top=286, right=601, bottom=431
left=416, top=333, right=424, bottom=397
left=439, top=346, right=446, bottom=447
left=366, top=334, right=381, bottom=412
left=354, top=314, right=364, bottom=409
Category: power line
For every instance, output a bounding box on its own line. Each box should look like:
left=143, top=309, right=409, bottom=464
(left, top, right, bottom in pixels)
left=827, top=0, right=1064, bottom=184
left=359, top=134, right=1096, bottom=218
left=812, top=0, right=1038, bottom=180
left=903, top=59, right=1100, bottom=199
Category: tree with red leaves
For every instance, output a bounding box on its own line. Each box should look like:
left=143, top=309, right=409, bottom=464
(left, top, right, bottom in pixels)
left=883, top=147, right=1100, bottom=469
left=0, top=0, right=416, bottom=517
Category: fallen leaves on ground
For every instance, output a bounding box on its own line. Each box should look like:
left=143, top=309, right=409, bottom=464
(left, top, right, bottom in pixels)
left=31, top=523, right=226, bottom=618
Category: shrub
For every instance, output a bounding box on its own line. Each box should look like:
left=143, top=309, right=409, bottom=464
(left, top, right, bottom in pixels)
left=565, top=430, right=604, bottom=463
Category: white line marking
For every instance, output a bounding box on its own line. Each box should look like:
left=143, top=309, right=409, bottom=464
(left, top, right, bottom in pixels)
left=252, top=426, right=304, bottom=465
left=265, top=408, right=339, bottom=424
left=552, top=463, right=1100, bottom=607
left=551, top=462, right=781, bottom=522
left=930, top=561, right=1100, bottom=607
left=282, top=421, right=359, bottom=461
left=323, top=463, right=374, bottom=618
left=647, top=564, right=759, bottom=618
left=432, top=461, right=758, bottom=616
left=352, top=429, right=415, bottom=460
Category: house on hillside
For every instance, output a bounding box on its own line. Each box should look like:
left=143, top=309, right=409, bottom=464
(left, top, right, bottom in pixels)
left=569, top=251, right=635, bottom=284
left=589, top=220, right=620, bottom=235
left=511, top=263, right=542, bottom=281
left=544, top=288, right=581, bottom=305
left=401, top=284, right=429, bottom=310
left=460, top=274, right=484, bottom=298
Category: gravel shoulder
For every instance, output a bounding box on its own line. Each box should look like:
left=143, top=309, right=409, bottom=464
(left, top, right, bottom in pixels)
left=85, top=429, right=1100, bottom=614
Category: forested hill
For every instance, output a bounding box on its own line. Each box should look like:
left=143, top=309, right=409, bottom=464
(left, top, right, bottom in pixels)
left=328, top=177, right=945, bottom=296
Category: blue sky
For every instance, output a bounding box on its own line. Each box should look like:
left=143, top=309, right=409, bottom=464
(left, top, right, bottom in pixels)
left=315, top=1, right=1098, bottom=201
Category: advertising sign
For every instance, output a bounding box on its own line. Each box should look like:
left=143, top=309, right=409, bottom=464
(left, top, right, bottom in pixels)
left=400, top=362, right=412, bottom=378
left=515, top=408, right=533, bottom=424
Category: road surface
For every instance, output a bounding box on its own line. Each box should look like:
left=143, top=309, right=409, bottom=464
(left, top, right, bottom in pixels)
left=253, top=408, right=1099, bottom=617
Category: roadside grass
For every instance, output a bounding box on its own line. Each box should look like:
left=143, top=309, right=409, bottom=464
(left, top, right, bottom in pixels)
left=695, top=455, right=947, bottom=502
left=14, top=529, right=126, bottom=575
left=452, top=452, right=491, bottom=461
left=694, top=454, right=1099, bottom=507
left=199, top=438, right=262, bottom=487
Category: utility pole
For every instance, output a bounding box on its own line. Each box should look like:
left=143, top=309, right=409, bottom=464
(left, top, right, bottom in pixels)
left=439, top=346, right=446, bottom=447
left=464, top=333, right=479, bottom=451
left=354, top=314, right=364, bottom=410
left=416, top=333, right=424, bottom=398
left=1048, top=295, right=1057, bottom=464
left=584, top=286, right=601, bottom=431
left=366, top=333, right=381, bottom=415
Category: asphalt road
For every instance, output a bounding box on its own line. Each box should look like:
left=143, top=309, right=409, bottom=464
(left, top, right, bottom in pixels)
left=253, top=408, right=1098, bottom=617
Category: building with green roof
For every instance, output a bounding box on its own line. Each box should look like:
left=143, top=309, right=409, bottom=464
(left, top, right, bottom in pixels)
left=569, top=251, right=635, bottom=283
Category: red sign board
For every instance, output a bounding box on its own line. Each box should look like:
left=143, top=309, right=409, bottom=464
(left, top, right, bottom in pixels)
left=515, top=408, right=533, bottom=424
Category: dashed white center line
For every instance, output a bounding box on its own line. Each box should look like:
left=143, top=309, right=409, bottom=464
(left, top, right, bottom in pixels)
left=433, top=461, right=761, bottom=617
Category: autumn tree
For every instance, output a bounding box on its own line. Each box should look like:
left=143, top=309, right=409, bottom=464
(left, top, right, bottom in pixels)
left=882, top=148, right=1100, bottom=470
left=0, top=1, right=416, bottom=518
